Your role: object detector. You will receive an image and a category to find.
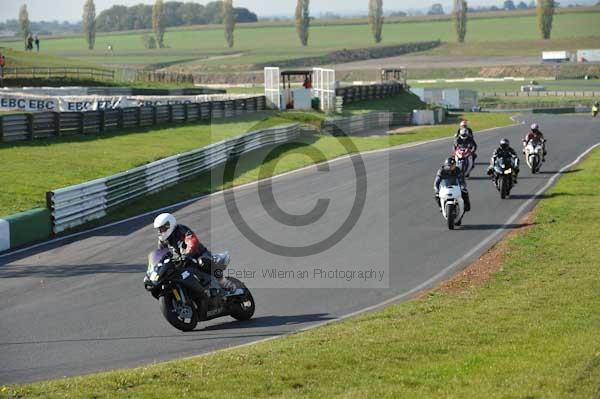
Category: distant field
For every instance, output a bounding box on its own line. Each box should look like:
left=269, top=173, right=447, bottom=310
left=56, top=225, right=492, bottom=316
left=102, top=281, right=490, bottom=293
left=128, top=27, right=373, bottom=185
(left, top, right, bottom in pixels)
left=0, top=12, right=598, bottom=70
left=410, top=79, right=600, bottom=92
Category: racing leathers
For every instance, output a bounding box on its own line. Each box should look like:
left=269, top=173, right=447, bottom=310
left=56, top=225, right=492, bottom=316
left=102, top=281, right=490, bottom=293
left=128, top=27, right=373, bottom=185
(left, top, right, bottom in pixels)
left=455, top=127, right=477, bottom=160
left=523, top=129, right=547, bottom=160
left=488, top=146, right=520, bottom=183
left=158, top=224, right=234, bottom=291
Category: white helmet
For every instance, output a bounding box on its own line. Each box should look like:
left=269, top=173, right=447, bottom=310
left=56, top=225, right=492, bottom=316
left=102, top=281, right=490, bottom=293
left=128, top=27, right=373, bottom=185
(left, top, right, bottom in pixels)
left=530, top=123, right=539, bottom=130
left=154, top=213, right=176, bottom=241
left=460, top=120, right=468, bottom=128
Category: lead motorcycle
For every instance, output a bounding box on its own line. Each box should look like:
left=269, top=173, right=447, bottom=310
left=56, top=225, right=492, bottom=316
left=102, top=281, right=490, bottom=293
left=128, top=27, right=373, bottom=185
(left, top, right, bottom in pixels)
left=492, top=155, right=517, bottom=199
left=144, top=249, right=255, bottom=331
left=438, top=177, right=466, bottom=230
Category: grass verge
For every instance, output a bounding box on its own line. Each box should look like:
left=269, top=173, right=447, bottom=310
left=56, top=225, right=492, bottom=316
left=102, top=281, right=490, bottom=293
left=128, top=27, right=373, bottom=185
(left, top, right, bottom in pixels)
left=4, top=127, right=599, bottom=399
left=0, top=112, right=289, bottom=216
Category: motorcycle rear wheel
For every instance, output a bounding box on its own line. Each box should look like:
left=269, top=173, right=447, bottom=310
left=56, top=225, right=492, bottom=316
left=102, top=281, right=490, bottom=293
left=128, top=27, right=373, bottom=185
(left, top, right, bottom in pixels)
left=227, top=277, right=256, bottom=321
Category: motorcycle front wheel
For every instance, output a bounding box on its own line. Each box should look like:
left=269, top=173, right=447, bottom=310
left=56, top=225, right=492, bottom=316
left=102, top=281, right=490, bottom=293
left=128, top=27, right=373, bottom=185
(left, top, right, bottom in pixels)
left=159, top=287, right=199, bottom=331
left=500, top=175, right=510, bottom=199
left=446, top=203, right=456, bottom=230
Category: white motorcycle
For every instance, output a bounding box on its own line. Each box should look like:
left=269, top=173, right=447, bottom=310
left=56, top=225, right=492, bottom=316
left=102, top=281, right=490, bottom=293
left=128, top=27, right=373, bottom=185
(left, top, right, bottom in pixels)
left=524, top=140, right=544, bottom=174
left=438, top=179, right=465, bottom=230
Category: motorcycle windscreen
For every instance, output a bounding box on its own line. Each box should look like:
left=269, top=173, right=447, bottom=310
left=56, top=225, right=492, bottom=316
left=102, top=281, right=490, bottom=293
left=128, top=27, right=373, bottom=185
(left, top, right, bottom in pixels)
left=496, top=156, right=513, bottom=167
left=148, top=248, right=170, bottom=267
left=440, top=176, right=459, bottom=187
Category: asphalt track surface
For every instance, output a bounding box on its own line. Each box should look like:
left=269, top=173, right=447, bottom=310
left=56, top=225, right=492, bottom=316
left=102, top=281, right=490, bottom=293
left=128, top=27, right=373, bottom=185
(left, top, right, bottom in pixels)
left=1, top=115, right=598, bottom=384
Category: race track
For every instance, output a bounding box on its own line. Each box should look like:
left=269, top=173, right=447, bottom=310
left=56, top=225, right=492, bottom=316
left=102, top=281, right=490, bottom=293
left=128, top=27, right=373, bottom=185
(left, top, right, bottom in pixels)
left=0, top=114, right=598, bottom=384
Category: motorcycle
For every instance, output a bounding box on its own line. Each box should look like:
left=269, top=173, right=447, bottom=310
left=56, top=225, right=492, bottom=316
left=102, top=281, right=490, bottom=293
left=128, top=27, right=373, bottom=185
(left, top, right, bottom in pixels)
left=144, top=249, right=255, bottom=331
left=454, top=143, right=475, bottom=178
left=492, top=156, right=517, bottom=199
left=438, top=178, right=465, bottom=230
left=524, top=140, right=544, bottom=174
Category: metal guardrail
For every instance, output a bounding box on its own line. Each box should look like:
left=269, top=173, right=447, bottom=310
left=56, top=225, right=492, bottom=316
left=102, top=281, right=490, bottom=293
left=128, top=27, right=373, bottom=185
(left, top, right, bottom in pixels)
left=322, top=111, right=412, bottom=135
left=0, top=96, right=267, bottom=142
left=46, top=123, right=302, bottom=233
left=1, top=67, right=115, bottom=81
left=481, top=90, right=600, bottom=98
left=336, top=82, right=404, bottom=105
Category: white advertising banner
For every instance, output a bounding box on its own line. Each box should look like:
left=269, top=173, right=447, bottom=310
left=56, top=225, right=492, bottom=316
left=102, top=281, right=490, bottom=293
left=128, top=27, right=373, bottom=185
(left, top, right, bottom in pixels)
left=0, top=93, right=251, bottom=112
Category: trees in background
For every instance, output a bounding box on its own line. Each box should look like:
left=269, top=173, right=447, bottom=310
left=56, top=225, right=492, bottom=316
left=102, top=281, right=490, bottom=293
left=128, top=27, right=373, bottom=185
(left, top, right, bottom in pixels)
left=223, top=0, right=234, bottom=48
left=454, top=0, right=467, bottom=42
left=504, top=0, right=516, bottom=9
left=295, top=0, right=310, bottom=46
left=152, top=0, right=166, bottom=48
left=95, top=1, right=257, bottom=32
left=369, top=0, right=384, bottom=43
left=18, top=4, right=30, bottom=42
left=537, top=0, right=555, bottom=39
left=82, top=0, right=96, bottom=50
left=428, top=3, right=445, bottom=15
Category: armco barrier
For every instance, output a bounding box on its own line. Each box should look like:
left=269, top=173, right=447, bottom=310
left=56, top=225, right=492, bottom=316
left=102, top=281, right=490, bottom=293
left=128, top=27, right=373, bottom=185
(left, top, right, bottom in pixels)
left=335, top=83, right=404, bottom=105
left=0, top=208, right=52, bottom=251
left=0, top=96, right=266, bottom=142
left=322, top=111, right=413, bottom=135
left=46, top=124, right=301, bottom=234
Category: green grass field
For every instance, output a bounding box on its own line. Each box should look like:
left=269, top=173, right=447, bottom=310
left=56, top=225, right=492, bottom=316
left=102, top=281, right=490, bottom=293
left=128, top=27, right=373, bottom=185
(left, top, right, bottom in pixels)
left=1, top=12, right=599, bottom=70
left=5, top=131, right=599, bottom=399
left=0, top=112, right=290, bottom=217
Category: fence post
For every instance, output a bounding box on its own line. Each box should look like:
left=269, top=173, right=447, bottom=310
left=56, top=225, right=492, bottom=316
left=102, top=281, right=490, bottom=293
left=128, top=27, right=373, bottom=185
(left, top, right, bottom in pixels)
left=0, top=116, right=3, bottom=142
left=54, top=112, right=61, bottom=136
left=79, top=112, right=85, bottom=134
left=184, top=103, right=189, bottom=122
left=99, top=110, right=105, bottom=133
left=152, top=105, right=157, bottom=126
left=118, top=108, right=124, bottom=129
left=27, top=113, right=34, bottom=140
left=168, top=105, right=173, bottom=123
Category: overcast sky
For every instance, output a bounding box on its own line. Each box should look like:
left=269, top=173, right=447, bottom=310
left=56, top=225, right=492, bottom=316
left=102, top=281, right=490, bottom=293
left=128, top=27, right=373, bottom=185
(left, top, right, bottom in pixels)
left=0, top=0, right=555, bottom=23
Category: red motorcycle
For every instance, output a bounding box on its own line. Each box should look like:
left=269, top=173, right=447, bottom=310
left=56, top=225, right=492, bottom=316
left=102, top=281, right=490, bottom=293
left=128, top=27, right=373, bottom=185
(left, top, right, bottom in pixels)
left=454, top=144, right=475, bottom=178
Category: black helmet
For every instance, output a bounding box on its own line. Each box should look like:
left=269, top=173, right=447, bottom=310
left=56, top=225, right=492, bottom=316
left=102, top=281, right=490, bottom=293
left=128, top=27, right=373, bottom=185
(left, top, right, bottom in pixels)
left=500, top=138, right=510, bottom=150
left=443, top=157, right=456, bottom=170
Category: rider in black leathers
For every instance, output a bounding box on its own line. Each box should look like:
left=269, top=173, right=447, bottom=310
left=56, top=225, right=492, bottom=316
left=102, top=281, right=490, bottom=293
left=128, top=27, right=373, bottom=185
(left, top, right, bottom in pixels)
left=487, top=138, right=520, bottom=184
left=434, top=157, right=471, bottom=212
left=153, top=213, right=234, bottom=291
